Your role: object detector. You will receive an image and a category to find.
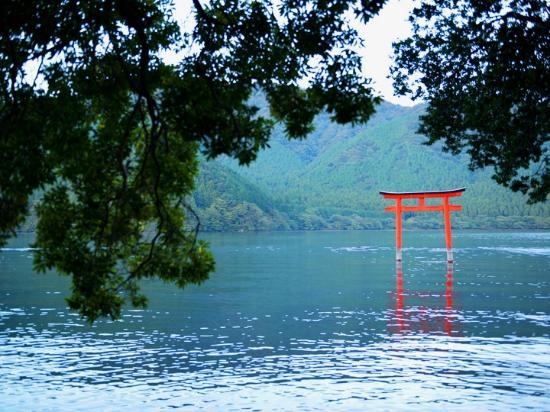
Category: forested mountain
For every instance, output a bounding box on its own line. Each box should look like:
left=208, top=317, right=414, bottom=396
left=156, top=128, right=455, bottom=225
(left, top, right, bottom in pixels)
left=193, top=102, right=550, bottom=231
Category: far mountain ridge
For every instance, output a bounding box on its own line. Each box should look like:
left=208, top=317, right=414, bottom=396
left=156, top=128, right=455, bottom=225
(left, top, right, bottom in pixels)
left=192, top=101, right=550, bottom=231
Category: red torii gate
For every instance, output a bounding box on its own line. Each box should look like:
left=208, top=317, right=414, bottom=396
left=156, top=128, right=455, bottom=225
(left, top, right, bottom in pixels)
left=380, top=188, right=465, bottom=262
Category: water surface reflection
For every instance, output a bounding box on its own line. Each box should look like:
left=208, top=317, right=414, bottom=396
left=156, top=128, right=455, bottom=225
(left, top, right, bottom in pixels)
left=1, top=230, right=549, bottom=410
left=389, top=262, right=459, bottom=336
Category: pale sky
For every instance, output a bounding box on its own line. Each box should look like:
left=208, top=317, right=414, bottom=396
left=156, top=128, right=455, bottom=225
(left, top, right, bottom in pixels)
left=360, top=0, right=416, bottom=106
left=172, top=0, right=416, bottom=106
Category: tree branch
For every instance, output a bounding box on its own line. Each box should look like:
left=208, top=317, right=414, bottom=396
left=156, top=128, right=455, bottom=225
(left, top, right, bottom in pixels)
left=192, top=0, right=221, bottom=26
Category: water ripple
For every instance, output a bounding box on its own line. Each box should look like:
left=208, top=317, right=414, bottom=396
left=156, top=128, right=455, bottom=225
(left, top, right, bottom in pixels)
left=2, top=230, right=549, bottom=410
left=2, top=329, right=548, bottom=411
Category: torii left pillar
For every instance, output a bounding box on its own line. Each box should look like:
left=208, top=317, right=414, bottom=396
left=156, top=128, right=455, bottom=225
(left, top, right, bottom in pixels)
left=380, top=188, right=465, bottom=262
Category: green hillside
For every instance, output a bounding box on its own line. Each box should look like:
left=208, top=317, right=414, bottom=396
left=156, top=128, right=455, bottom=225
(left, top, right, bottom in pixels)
left=193, top=102, right=550, bottom=231
left=191, top=161, right=293, bottom=231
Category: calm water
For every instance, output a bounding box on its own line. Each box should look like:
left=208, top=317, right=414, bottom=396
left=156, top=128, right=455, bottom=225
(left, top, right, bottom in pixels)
left=1, top=230, right=549, bottom=411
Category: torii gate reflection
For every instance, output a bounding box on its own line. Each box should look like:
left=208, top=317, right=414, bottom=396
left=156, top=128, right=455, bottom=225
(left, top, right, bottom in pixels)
left=392, top=261, right=457, bottom=335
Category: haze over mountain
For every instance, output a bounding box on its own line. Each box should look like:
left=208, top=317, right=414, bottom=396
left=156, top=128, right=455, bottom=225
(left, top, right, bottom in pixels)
left=192, top=102, right=550, bottom=231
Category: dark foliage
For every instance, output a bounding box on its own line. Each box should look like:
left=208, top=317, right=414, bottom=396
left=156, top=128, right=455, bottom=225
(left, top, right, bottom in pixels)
left=0, top=0, right=385, bottom=321
left=392, top=0, right=549, bottom=203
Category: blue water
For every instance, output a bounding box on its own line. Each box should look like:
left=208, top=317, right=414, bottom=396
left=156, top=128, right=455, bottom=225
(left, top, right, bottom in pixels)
left=1, top=230, right=549, bottom=410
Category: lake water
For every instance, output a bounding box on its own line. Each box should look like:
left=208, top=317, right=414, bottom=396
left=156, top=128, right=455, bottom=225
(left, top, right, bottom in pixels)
left=1, top=230, right=549, bottom=411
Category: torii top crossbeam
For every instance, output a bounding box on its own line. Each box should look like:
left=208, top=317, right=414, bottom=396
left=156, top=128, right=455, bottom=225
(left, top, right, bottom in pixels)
left=380, top=188, right=465, bottom=262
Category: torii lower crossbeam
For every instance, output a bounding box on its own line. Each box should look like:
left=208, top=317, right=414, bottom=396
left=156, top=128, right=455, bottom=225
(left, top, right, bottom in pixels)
left=380, top=188, right=465, bottom=262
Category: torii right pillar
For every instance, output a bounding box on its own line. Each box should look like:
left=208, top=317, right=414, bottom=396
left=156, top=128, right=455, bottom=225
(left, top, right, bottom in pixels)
left=380, top=188, right=466, bottom=262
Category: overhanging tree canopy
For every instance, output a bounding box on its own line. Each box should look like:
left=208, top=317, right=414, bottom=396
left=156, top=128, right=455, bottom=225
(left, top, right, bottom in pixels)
left=392, top=0, right=549, bottom=203
left=0, top=0, right=385, bottom=321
